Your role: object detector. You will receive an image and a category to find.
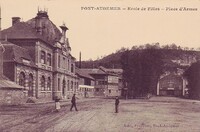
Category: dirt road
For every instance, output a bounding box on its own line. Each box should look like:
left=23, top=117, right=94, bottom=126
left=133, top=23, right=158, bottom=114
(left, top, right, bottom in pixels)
left=0, top=97, right=200, bottom=132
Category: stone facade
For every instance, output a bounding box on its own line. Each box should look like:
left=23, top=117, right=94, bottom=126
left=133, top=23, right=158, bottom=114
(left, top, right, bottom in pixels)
left=1, top=10, right=78, bottom=101
left=0, top=88, right=26, bottom=105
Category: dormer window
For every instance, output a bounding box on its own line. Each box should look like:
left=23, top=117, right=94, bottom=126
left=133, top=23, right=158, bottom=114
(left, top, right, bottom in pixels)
left=41, top=50, right=46, bottom=64
left=22, top=58, right=30, bottom=65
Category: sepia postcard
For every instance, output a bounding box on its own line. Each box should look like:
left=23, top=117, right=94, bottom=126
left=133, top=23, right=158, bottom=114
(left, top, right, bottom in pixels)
left=0, top=0, right=200, bottom=132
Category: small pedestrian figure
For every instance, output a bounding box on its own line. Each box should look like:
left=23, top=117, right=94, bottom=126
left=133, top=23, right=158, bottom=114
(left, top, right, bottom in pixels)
left=55, top=96, right=61, bottom=112
left=70, top=94, right=78, bottom=111
left=115, top=96, right=119, bottom=113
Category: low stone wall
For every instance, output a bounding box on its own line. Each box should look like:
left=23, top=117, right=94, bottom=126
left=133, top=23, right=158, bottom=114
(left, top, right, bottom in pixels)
left=0, top=89, right=27, bottom=105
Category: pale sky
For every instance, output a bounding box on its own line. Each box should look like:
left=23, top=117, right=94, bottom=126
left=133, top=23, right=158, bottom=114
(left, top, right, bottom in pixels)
left=1, top=0, right=200, bottom=60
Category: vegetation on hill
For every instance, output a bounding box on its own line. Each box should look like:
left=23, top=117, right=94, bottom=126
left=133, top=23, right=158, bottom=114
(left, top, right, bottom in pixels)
left=76, top=43, right=200, bottom=69
left=76, top=43, right=200, bottom=99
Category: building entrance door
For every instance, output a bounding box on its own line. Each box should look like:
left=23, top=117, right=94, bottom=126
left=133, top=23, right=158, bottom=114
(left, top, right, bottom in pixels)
left=167, top=90, right=174, bottom=96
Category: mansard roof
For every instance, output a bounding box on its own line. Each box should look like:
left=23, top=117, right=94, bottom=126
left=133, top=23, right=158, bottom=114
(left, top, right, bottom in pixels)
left=0, top=11, right=75, bottom=59
left=0, top=12, right=62, bottom=46
left=27, top=18, right=62, bottom=44
left=2, top=41, right=36, bottom=67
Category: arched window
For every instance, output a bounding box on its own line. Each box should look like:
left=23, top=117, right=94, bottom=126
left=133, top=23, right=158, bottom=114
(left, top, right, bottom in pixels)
left=28, top=74, right=34, bottom=96
left=41, top=76, right=45, bottom=91
left=47, top=77, right=51, bottom=91
left=19, top=72, right=25, bottom=87
left=41, top=51, right=46, bottom=64
left=47, top=53, right=52, bottom=66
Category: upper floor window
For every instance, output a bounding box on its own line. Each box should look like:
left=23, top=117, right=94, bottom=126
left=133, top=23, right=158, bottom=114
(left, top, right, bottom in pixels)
left=62, top=57, right=66, bottom=69
left=71, top=64, right=74, bottom=73
left=66, top=59, right=68, bottom=70
left=41, top=51, right=46, bottom=64
left=68, top=59, right=70, bottom=70
left=47, top=53, right=52, bottom=66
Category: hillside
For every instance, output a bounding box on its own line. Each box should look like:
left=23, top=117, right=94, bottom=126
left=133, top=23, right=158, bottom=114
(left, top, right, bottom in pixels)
left=76, top=51, right=124, bottom=69
left=76, top=46, right=200, bottom=69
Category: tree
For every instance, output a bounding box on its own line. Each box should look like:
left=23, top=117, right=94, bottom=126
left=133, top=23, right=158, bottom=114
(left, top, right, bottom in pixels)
left=121, top=46, right=164, bottom=98
left=184, top=61, right=200, bottom=99
left=169, top=43, right=178, bottom=49
left=116, top=47, right=128, bottom=53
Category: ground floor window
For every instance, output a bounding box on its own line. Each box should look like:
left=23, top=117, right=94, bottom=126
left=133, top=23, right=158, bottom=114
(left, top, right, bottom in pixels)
left=41, top=76, right=45, bottom=91
left=28, top=74, right=34, bottom=96
left=71, top=81, right=73, bottom=90
left=62, top=79, right=66, bottom=96
left=47, top=77, right=51, bottom=91
left=67, top=80, right=70, bottom=91
left=19, top=72, right=25, bottom=87
left=58, top=78, right=60, bottom=91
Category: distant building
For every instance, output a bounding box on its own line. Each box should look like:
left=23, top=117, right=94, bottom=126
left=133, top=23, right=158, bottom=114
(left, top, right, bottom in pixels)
left=0, top=10, right=78, bottom=101
left=157, top=54, right=198, bottom=97
left=75, top=67, right=95, bottom=98
left=80, top=66, right=123, bottom=97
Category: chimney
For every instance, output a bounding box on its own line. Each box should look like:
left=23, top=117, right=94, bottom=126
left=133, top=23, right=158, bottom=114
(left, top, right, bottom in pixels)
left=12, top=17, right=21, bottom=26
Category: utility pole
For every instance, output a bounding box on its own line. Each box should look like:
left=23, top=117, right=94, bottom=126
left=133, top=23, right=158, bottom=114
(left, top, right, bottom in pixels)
left=79, top=52, right=81, bottom=68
